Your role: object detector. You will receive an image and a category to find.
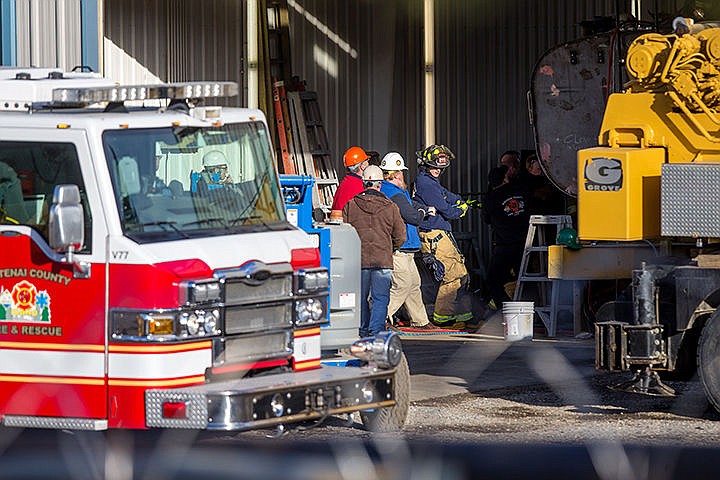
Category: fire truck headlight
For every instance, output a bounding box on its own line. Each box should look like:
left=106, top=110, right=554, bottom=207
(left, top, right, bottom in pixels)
left=294, top=268, right=329, bottom=295
left=186, top=281, right=222, bottom=304
left=202, top=309, right=220, bottom=335
left=180, top=310, right=220, bottom=337
left=112, top=309, right=220, bottom=342
left=183, top=312, right=202, bottom=336
left=295, top=297, right=327, bottom=326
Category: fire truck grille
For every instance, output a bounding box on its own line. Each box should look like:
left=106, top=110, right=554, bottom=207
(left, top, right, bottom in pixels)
left=224, top=276, right=292, bottom=305
left=222, top=331, right=292, bottom=364
left=224, top=303, right=292, bottom=334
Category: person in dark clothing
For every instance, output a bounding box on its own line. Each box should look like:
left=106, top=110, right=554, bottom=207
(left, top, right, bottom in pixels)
left=522, top=153, right=565, bottom=215
left=343, top=165, right=406, bottom=337
left=499, top=150, right=521, bottom=183
left=483, top=165, right=531, bottom=308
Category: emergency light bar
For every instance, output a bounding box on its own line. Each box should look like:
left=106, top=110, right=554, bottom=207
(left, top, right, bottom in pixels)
left=0, top=69, right=239, bottom=111
left=52, top=81, right=238, bottom=105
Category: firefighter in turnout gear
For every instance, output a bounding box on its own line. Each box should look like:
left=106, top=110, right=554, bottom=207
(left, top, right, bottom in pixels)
left=413, top=144, right=474, bottom=328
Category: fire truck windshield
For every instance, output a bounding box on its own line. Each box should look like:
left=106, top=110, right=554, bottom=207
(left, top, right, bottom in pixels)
left=102, top=121, right=289, bottom=242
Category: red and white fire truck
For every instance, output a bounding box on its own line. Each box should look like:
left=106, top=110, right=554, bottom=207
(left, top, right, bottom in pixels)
left=0, top=68, right=404, bottom=431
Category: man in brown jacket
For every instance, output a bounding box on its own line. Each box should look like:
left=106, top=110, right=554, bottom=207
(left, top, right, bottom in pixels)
left=343, top=165, right=406, bottom=337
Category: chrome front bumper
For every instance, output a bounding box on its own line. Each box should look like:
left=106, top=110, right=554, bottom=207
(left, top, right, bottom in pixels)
left=145, top=365, right=395, bottom=430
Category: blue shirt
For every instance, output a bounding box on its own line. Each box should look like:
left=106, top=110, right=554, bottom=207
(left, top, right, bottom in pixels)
left=380, top=180, right=422, bottom=251
left=413, top=168, right=463, bottom=231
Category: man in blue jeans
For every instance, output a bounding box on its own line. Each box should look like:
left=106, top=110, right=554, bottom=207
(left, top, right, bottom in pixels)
left=343, top=165, right=406, bottom=337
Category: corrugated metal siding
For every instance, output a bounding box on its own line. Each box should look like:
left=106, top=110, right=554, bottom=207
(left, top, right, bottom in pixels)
left=289, top=0, right=688, bottom=267
left=103, top=0, right=246, bottom=106
left=103, top=0, right=169, bottom=83
left=434, top=0, right=622, bottom=243
left=433, top=0, right=687, bottom=256
left=14, top=0, right=82, bottom=68
left=56, top=0, right=82, bottom=69
left=287, top=0, right=423, bottom=174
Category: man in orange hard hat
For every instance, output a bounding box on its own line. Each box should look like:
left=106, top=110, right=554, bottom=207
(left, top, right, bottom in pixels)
left=330, top=146, right=371, bottom=218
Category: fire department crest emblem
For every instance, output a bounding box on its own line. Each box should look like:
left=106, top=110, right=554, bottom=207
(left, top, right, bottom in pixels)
left=0, top=281, right=51, bottom=323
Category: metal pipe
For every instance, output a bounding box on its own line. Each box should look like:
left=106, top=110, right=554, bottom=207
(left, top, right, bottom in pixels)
left=247, top=0, right=259, bottom=109
left=633, top=263, right=656, bottom=325
left=668, top=91, right=720, bottom=143
left=423, top=0, right=434, bottom=146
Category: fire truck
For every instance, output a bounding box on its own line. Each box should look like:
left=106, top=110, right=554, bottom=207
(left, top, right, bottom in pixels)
left=0, top=67, right=406, bottom=431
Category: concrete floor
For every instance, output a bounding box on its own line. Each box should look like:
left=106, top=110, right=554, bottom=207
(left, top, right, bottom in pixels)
left=401, top=309, right=596, bottom=402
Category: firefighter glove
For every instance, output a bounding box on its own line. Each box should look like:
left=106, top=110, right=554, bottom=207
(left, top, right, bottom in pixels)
left=457, top=202, right=469, bottom=217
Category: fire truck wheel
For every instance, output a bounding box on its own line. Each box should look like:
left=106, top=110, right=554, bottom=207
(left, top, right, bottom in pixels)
left=360, top=352, right=410, bottom=432
left=697, top=310, right=720, bottom=412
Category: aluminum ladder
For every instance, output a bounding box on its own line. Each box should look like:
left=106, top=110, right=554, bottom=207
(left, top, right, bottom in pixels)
left=513, top=214, right=573, bottom=337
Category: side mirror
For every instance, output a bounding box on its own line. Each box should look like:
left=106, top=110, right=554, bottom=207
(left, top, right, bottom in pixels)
left=48, top=185, right=89, bottom=278
left=49, top=184, right=84, bottom=253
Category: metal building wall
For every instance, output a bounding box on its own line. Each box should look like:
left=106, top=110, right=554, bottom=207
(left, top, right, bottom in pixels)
left=433, top=0, right=687, bottom=254
left=288, top=0, right=689, bottom=268
left=14, top=0, right=82, bottom=68
left=433, top=0, right=620, bottom=235
left=286, top=0, right=423, bottom=170
left=103, top=0, right=246, bottom=105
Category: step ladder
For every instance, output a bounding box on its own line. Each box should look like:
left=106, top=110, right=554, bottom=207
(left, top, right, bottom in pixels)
left=265, top=1, right=338, bottom=212
left=513, top=215, right=573, bottom=337
left=286, top=91, right=338, bottom=212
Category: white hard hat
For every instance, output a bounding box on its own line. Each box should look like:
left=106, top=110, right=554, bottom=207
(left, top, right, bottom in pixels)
left=380, top=152, right=408, bottom=171
left=202, top=150, right=227, bottom=167
left=362, top=165, right=384, bottom=181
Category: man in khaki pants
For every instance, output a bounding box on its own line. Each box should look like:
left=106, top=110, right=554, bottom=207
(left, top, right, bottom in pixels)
left=379, top=152, right=435, bottom=330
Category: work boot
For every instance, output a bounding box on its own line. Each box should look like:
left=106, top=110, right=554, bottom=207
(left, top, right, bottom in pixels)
left=461, top=319, right=484, bottom=333
left=412, top=323, right=436, bottom=331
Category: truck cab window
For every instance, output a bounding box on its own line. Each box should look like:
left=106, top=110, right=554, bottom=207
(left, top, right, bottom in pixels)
left=0, top=142, right=92, bottom=252
left=102, top=122, right=289, bottom=243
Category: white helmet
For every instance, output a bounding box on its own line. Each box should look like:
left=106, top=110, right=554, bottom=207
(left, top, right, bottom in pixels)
left=202, top=150, right=227, bottom=167
left=380, top=152, right=408, bottom=171
left=362, top=165, right=384, bottom=181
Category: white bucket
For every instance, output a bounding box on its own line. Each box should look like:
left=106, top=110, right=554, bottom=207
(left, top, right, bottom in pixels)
left=502, top=301, right=534, bottom=342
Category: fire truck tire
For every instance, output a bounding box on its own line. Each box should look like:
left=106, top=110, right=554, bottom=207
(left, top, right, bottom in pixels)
left=697, top=311, right=720, bottom=412
left=360, top=352, right=410, bottom=432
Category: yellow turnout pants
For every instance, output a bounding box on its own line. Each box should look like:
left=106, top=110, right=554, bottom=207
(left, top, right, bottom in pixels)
left=419, top=230, right=472, bottom=322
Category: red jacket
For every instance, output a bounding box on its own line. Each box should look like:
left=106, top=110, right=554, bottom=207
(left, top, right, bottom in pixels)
left=331, top=173, right=364, bottom=211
